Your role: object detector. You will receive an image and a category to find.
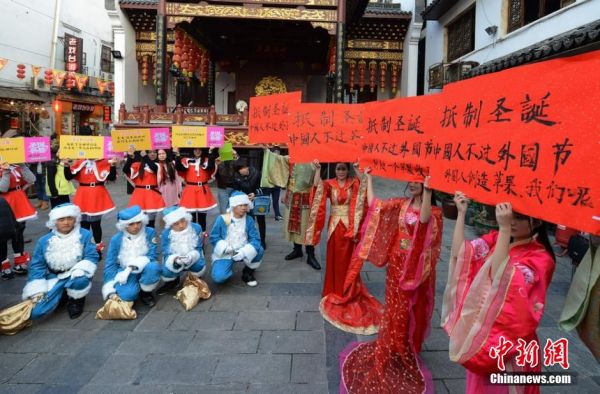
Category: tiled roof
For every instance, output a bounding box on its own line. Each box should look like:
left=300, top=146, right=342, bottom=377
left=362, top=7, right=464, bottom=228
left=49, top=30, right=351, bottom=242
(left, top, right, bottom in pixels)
left=468, top=19, right=600, bottom=78
left=365, top=3, right=412, bottom=17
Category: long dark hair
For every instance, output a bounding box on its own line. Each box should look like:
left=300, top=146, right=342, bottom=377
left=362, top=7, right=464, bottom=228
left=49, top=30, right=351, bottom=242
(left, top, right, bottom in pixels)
left=529, top=220, right=556, bottom=262
left=158, top=149, right=177, bottom=184
left=403, top=182, right=437, bottom=206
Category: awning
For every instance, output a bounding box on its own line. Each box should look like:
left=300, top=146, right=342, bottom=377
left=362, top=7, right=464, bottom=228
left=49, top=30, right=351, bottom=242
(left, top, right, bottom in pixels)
left=0, top=86, right=45, bottom=102
left=57, top=92, right=108, bottom=105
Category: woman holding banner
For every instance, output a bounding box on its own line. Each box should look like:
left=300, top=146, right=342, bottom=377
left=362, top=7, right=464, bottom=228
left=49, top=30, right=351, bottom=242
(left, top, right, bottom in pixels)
left=124, top=148, right=165, bottom=228
left=441, top=193, right=555, bottom=394
left=63, top=158, right=117, bottom=258
left=306, top=161, right=367, bottom=300
left=174, top=148, right=218, bottom=231
left=340, top=172, right=443, bottom=393
left=0, top=162, right=37, bottom=278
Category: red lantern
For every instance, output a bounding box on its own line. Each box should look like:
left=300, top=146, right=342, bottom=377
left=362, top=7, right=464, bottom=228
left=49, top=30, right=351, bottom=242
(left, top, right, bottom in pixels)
left=358, top=60, right=366, bottom=92
left=379, top=62, right=387, bottom=93
left=348, top=61, right=356, bottom=90
left=16, top=64, right=26, bottom=79
left=369, top=61, right=377, bottom=93
left=44, top=69, right=53, bottom=86
left=200, top=52, right=209, bottom=86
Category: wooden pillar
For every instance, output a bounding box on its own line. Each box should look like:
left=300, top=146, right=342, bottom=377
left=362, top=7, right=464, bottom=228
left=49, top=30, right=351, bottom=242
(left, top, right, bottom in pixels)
left=155, top=0, right=167, bottom=108
left=335, top=0, right=346, bottom=103
left=208, top=60, right=216, bottom=106
left=118, top=103, right=127, bottom=124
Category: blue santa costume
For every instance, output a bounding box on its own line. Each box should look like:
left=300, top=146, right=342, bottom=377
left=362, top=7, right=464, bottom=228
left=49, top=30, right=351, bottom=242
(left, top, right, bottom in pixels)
left=157, top=205, right=206, bottom=294
left=22, top=203, right=98, bottom=320
left=102, top=206, right=161, bottom=308
left=210, top=191, right=264, bottom=287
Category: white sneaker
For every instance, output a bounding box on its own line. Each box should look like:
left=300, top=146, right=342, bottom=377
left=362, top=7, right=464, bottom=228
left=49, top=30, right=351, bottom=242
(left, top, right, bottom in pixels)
left=246, top=279, right=258, bottom=287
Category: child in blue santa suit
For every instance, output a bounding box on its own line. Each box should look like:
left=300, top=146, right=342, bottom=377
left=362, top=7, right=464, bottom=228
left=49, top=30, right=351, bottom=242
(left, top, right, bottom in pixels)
left=22, top=203, right=98, bottom=319
left=210, top=191, right=264, bottom=287
left=102, top=205, right=161, bottom=307
left=157, top=205, right=206, bottom=294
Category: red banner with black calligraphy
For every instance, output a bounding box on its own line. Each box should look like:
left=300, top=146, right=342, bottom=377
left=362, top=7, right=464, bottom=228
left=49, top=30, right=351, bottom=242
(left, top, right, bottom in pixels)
left=248, top=91, right=301, bottom=144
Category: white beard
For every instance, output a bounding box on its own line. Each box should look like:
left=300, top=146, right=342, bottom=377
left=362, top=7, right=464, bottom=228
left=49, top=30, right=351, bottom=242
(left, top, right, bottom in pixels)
left=169, top=225, right=198, bottom=256
left=45, top=228, right=83, bottom=272
left=226, top=216, right=248, bottom=251
left=118, top=230, right=149, bottom=268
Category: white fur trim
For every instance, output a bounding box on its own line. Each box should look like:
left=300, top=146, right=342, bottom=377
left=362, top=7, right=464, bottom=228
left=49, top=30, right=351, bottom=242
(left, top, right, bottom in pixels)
left=190, top=264, right=206, bottom=277
left=229, top=193, right=251, bottom=208
left=165, top=254, right=183, bottom=273
left=22, top=279, right=47, bottom=300
left=140, top=281, right=159, bottom=292
left=163, top=207, right=192, bottom=228
left=66, top=282, right=92, bottom=299
left=102, top=280, right=117, bottom=300
left=213, top=240, right=228, bottom=257
left=47, top=205, right=81, bottom=229
left=239, top=243, right=258, bottom=264
left=116, top=212, right=149, bottom=231
left=71, top=260, right=97, bottom=278
left=128, top=256, right=150, bottom=274
left=185, top=250, right=201, bottom=265
left=161, top=275, right=179, bottom=282
left=245, top=260, right=261, bottom=270
left=80, top=206, right=115, bottom=217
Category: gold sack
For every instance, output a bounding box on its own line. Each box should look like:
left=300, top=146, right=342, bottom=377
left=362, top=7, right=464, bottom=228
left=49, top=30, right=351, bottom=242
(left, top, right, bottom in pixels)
left=0, top=299, right=34, bottom=336
left=175, top=273, right=211, bottom=311
left=95, top=296, right=137, bottom=320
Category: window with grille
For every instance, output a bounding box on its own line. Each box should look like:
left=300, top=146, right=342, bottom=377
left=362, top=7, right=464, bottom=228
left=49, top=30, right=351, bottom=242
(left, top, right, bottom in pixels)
left=101, top=45, right=113, bottom=73
left=446, top=7, right=475, bottom=62
left=508, top=0, right=573, bottom=33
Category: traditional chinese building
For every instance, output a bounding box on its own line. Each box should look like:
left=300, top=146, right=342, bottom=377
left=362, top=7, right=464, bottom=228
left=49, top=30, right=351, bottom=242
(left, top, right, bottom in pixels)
left=107, top=0, right=423, bottom=146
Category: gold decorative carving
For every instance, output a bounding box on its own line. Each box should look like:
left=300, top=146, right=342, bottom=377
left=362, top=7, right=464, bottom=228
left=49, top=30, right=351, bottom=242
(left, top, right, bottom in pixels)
left=166, top=3, right=336, bottom=22
left=225, top=130, right=250, bottom=146
left=168, top=16, right=194, bottom=25
left=136, top=42, right=174, bottom=53
left=246, top=0, right=337, bottom=5
left=347, top=39, right=402, bottom=50
left=255, top=76, right=287, bottom=96
left=344, top=50, right=403, bottom=61
left=311, top=22, right=336, bottom=32
left=136, top=31, right=175, bottom=41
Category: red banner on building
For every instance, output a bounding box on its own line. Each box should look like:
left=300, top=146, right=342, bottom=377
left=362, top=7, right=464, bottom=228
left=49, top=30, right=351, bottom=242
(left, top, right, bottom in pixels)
left=248, top=91, right=301, bottom=144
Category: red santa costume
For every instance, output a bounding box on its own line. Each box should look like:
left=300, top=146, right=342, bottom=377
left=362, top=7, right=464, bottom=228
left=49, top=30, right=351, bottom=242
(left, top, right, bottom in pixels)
left=178, top=156, right=217, bottom=212
left=126, top=160, right=165, bottom=213
left=67, top=159, right=116, bottom=216
left=0, top=165, right=37, bottom=222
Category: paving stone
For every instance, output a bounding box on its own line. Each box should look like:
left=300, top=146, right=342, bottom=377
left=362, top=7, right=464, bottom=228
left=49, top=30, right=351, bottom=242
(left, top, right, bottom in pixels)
left=100, top=314, right=144, bottom=331
left=186, top=330, right=260, bottom=354
left=211, top=295, right=270, bottom=311
left=168, top=311, right=237, bottom=331
left=258, top=270, right=322, bottom=284
left=115, top=331, right=194, bottom=355
left=88, top=355, right=143, bottom=385
left=0, top=384, right=43, bottom=394
left=296, top=311, right=324, bottom=331
left=423, top=328, right=449, bottom=351
left=268, top=296, right=321, bottom=312
left=80, top=385, right=169, bottom=394
left=442, top=378, right=466, bottom=394
left=134, top=311, right=178, bottom=331
left=47, top=353, right=110, bottom=385
left=0, top=353, right=37, bottom=383
left=259, top=330, right=325, bottom=354
left=433, top=379, right=449, bottom=393
left=420, top=351, right=465, bottom=379
left=234, top=311, right=296, bottom=330
left=247, top=383, right=329, bottom=394
left=8, top=354, right=70, bottom=384
left=165, top=383, right=248, bottom=394
left=134, top=354, right=216, bottom=384
left=291, top=354, right=327, bottom=383
left=72, top=312, right=109, bottom=330
left=212, top=354, right=291, bottom=384
left=5, top=329, right=95, bottom=355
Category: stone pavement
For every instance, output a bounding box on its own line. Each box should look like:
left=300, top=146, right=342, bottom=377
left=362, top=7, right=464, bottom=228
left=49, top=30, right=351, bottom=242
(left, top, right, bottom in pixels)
left=0, top=176, right=598, bottom=393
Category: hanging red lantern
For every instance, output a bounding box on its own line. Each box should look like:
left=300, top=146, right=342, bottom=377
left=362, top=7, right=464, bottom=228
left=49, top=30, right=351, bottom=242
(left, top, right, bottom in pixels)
left=369, top=61, right=377, bottom=93
left=358, top=60, right=366, bottom=92
left=390, top=62, right=400, bottom=94
left=200, top=52, right=209, bottom=86
left=173, top=30, right=183, bottom=69
left=16, top=64, right=26, bottom=79
left=379, top=61, right=387, bottom=93
left=44, top=69, right=53, bottom=86
left=348, top=61, right=356, bottom=90
left=66, top=72, right=76, bottom=89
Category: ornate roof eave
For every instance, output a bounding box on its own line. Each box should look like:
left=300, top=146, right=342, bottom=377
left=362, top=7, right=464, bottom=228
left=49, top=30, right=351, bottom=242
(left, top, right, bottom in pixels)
left=468, top=19, right=600, bottom=78
left=119, top=0, right=158, bottom=9
left=421, top=0, right=458, bottom=21
left=364, top=3, right=412, bottom=20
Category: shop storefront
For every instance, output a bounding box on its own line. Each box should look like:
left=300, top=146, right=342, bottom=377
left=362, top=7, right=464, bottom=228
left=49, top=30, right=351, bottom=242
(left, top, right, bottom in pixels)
left=53, top=93, right=111, bottom=136
left=0, top=87, right=48, bottom=137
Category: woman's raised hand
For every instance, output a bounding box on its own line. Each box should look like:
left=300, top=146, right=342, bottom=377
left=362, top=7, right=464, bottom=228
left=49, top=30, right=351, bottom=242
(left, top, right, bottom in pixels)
left=312, top=159, right=321, bottom=169
left=453, top=191, right=469, bottom=214
left=495, top=202, right=513, bottom=229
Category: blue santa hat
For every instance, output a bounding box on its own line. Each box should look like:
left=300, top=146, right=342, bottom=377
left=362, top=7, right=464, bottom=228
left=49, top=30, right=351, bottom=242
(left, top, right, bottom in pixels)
left=46, top=203, right=81, bottom=230
left=228, top=191, right=253, bottom=211
left=162, top=205, right=192, bottom=228
left=115, top=205, right=148, bottom=231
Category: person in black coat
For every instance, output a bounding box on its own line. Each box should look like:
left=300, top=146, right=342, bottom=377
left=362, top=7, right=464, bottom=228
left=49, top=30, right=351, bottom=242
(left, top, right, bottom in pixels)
left=231, top=159, right=266, bottom=249
left=0, top=196, right=17, bottom=279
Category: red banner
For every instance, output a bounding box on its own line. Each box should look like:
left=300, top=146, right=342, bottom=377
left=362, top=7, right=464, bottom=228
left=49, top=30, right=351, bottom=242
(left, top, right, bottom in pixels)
left=248, top=91, right=301, bottom=144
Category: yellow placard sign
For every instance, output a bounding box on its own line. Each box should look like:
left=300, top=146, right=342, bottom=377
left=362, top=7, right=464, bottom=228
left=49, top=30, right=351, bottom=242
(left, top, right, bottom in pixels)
left=111, top=128, right=152, bottom=152
left=0, top=137, right=25, bottom=164
left=59, top=135, right=104, bottom=159
left=171, top=126, right=207, bottom=148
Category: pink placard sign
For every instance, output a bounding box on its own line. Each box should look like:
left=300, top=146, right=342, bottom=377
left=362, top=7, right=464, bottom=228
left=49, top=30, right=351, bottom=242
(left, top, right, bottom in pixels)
left=24, top=137, right=51, bottom=163
left=151, top=128, right=171, bottom=149
left=104, top=137, right=125, bottom=160
left=207, top=126, right=224, bottom=147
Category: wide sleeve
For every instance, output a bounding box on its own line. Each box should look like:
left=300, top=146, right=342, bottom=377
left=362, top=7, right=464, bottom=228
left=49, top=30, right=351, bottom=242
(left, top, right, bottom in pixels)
left=346, top=175, right=368, bottom=239
left=398, top=207, right=443, bottom=290
left=304, top=180, right=331, bottom=245
left=353, top=198, right=405, bottom=268
left=260, top=149, right=289, bottom=188
left=22, top=238, right=49, bottom=299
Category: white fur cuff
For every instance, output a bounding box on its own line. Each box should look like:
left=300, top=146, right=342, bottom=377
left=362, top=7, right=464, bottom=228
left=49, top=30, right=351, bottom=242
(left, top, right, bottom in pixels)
left=140, top=281, right=159, bottom=292
left=245, top=260, right=261, bottom=270
left=190, top=264, right=206, bottom=277
left=185, top=250, right=201, bottom=265
left=165, top=255, right=183, bottom=273
left=128, top=256, right=150, bottom=274
left=239, top=243, right=258, bottom=264
left=22, top=279, right=47, bottom=300
left=71, top=260, right=97, bottom=278
left=102, top=280, right=117, bottom=300
left=66, top=282, right=92, bottom=299
left=213, top=240, right=228, bottom=257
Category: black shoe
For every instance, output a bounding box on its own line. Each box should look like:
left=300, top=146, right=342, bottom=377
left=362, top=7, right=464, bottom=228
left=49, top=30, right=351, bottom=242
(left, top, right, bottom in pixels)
left=67, top=297, right=85, bottom=319
left=242, top=267, right=258, bottom=287
left=156, top=277, right=180, bottom=295
left=140, top=291, right=156, bottom=308
left=285, top=249, right=303, bottom=260
left=1, top=268, right=15, bottom=280
left=306, top=254, right=321, bottom=270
